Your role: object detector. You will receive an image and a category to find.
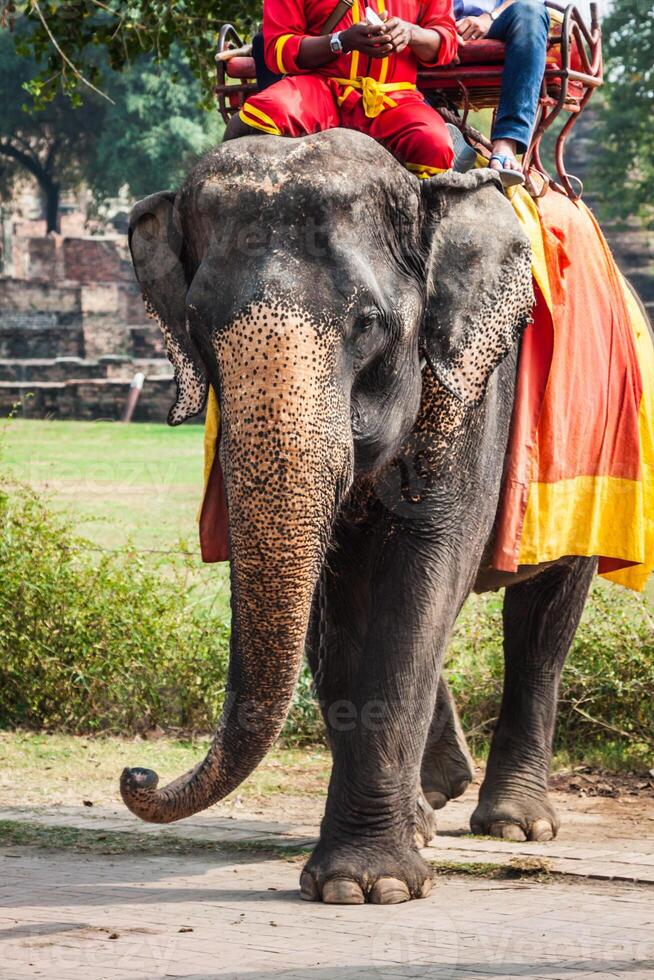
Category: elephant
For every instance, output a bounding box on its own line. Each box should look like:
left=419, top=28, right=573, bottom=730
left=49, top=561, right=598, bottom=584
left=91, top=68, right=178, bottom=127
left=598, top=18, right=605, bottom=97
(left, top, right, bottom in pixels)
left=122, top=129, right=599, bottom=905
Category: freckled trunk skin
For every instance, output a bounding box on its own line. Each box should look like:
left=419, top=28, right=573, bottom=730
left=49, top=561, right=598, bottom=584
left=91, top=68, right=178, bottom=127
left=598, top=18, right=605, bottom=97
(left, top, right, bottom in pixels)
left=120, top=302, right=351, bottom=824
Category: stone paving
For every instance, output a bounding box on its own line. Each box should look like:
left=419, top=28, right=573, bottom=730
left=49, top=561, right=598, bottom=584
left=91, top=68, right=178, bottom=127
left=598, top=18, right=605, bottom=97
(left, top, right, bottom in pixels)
left=1, top=784, right=654, bottom=979
left=1, top=848, right=654, bottom=980
left=2, top=779, right=653, bottom=885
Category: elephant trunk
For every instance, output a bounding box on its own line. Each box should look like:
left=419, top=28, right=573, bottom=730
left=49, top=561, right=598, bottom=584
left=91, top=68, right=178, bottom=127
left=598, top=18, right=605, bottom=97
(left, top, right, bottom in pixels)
left=120, top=302, right=351, bottom=823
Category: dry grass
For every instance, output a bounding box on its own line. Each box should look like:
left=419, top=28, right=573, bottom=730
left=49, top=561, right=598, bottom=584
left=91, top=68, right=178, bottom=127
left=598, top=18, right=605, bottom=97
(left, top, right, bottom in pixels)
left=0, top=732, right=331, bottom=808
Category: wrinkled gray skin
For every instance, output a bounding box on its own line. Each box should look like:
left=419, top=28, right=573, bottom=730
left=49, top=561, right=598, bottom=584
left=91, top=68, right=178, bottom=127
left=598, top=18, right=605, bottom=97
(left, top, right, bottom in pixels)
left=122, top=131, right=597, bottom=905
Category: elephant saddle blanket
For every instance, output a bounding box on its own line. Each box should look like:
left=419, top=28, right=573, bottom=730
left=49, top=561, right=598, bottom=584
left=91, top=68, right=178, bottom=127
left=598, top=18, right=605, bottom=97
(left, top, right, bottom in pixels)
left=492, top=188, right=654, bottom=591
left=198, top=187, right=654, bottom=592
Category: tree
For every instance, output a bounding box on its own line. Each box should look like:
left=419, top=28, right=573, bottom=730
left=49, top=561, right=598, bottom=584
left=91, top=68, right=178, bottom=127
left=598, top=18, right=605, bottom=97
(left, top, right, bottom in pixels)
left=592, top=0, right=654, bottom=225
left=0, top=28, right=220, bottom=231
left=1, top=1, right=261, bottom=107
left=90, top=47, right=222, bottom=203
left=0, top=28, right=97, bottom=231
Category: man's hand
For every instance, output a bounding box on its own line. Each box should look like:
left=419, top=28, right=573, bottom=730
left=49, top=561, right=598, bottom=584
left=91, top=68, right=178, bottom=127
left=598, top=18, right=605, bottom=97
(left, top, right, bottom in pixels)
left=383, top=16, right=414, bottom=53
left=456, top=13, right=493, bottom=42
left=297, top=19, right=393, bottom=68
left=341, top=22, right=394, bottom=57
left=341, top=11, right=440, bottom=61
left=379, top=10, right=442, bottom=62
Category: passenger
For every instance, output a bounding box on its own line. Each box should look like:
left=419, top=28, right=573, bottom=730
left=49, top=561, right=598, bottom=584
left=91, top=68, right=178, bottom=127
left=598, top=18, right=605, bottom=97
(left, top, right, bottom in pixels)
left=251, top=30, right=281, bottom=92
left=226, top=1, right=462, bottom=180
left=455, top=0, right=550, bottom=185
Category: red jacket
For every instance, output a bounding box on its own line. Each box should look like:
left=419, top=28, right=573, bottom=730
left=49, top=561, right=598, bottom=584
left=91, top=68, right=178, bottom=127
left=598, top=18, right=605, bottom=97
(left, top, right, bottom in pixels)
left=264, top=0, right=458, bottom=84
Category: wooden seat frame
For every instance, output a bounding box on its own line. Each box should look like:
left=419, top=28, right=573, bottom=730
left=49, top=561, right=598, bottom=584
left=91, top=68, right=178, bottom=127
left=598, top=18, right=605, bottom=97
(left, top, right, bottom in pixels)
left=214, top=1, right=602, bottom=200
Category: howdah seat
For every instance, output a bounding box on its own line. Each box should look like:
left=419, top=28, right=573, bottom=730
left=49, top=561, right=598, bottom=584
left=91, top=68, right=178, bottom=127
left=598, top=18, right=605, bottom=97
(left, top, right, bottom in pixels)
left=215, top=1, right=602, bottom=200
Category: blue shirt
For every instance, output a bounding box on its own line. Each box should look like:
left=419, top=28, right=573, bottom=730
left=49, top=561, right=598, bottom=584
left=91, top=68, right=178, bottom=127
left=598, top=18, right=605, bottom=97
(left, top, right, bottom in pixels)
left=453, top=0, right=501, bottom=18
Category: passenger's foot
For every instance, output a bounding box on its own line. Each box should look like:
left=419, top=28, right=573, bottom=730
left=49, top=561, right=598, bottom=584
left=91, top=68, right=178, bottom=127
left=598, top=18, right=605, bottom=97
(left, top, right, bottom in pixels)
left=489, top=138, right=525, bottom=188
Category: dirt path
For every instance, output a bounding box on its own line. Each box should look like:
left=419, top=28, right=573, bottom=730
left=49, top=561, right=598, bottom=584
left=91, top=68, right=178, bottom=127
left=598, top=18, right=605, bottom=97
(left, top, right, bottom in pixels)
left=3, top=770, right=653, bottom=881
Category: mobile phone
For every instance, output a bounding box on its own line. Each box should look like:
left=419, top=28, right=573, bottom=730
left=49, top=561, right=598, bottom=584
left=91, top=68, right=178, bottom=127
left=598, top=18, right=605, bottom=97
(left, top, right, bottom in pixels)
left=365, top=6, right=384, bottom=26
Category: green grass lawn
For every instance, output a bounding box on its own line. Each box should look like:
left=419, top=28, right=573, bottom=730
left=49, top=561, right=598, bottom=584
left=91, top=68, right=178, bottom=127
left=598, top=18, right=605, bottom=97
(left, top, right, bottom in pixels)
left=1, top=418, right=204, bottom=550
left=0, top=732, right=331, bottom=808
left=1, top=417, right=232, bottom=617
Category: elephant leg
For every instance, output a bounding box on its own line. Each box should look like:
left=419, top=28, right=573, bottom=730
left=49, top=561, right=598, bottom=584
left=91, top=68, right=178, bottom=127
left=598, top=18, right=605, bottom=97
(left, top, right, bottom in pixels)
left=307, top=595, right=438, bottom=851
left=302, top=518, right=462, bottom=905
left=415, top=789, right=438, bottom=848
left=472, top=556, right=596, bottom=842
left=421, top=675, right=475, bottom=811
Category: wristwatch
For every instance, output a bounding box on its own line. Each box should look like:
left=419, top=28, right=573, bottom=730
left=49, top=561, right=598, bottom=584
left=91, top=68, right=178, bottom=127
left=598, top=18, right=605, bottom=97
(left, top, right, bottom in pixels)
left=489, top=7, right=501, bottom=20
left=330, top=31, right=344, bottom=54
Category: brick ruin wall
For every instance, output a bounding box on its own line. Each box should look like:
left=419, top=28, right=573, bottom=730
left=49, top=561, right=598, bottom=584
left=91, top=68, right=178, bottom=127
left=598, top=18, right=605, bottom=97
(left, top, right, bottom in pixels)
left=0, top=233, right=177, bottom=422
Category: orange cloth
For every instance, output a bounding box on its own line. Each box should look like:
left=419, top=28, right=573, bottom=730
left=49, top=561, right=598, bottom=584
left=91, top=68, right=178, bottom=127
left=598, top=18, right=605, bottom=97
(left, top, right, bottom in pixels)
left=493, top=188, right=654, bottom=591
left=240, top=0, right=456, bottom=177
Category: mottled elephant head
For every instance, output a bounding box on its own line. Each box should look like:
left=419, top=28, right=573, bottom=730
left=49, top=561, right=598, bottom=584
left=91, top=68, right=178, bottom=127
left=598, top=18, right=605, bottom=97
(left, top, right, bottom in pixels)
left=123, top=131, right=533, bottom=824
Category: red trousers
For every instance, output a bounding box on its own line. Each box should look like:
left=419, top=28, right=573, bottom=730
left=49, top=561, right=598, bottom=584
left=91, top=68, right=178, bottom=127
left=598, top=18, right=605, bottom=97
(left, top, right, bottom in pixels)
left=240, top=74, right=454, bottom=177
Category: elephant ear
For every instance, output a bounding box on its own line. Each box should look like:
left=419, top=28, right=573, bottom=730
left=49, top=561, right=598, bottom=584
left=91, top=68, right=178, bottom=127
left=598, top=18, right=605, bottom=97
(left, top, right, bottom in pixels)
left=129, top=191, right=208, bottom=426
left=419, top=169, right=534, bottom=405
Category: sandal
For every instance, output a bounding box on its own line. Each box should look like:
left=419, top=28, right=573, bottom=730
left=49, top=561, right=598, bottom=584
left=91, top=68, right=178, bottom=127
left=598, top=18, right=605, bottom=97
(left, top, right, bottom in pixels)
left=489, top=153, right=526, bottom=188
left=447, top=123, right=478, bottom=174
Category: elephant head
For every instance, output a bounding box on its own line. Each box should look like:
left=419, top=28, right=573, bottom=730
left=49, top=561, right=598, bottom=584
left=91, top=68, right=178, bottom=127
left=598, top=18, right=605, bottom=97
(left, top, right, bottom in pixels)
left=122, top=131, right=533, bottom=823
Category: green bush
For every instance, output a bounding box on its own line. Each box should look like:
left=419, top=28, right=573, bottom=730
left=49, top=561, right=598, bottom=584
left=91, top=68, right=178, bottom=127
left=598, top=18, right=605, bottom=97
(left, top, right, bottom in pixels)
left=0, top=481, right=231, bottom=733
left=448, top=586, right=654, bottom=767
left=0, top=477, right=323, bottom=740
left=558, top=586, right=654, bottom=763
left=1, top=475, right=652, bottom=764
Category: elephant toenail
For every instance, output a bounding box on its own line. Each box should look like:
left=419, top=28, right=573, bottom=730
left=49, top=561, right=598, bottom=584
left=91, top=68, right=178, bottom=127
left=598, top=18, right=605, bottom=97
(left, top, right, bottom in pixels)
left=490, top=821, right=527, bottom=842
left=419, top=877, right=433, bottom=898
left=322, top=879, right=365, bottom=905
left=370, top=877, right=411, bottom=905
left=530, top=819, right=554, bottom=841
left=299, top=871, right=318, bottom=901
left=424, top=790, right=449, bottom=810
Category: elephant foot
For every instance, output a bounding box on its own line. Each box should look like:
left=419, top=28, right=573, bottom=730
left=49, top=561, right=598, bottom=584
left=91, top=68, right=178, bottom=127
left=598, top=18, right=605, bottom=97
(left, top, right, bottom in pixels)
left=415, top=791, right=437, bottom=848
left=300, top=843, right=433, bottom=905
left=421, top=680, right=475, bottom=811
left=421, top=736, right=474, bottom=811
left=471, top=793, right=560, bottom=842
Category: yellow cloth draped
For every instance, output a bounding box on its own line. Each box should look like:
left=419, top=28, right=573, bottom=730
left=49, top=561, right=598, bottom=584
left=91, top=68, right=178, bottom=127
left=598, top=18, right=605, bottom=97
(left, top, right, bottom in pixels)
left=505, top=187, right=654, bottom=591
left=203, top=386, right=220, bottom=491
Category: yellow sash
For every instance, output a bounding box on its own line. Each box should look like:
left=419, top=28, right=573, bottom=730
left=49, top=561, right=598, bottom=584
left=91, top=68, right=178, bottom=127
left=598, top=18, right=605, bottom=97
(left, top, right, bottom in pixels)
left=330, top=76, right=416, bottom=117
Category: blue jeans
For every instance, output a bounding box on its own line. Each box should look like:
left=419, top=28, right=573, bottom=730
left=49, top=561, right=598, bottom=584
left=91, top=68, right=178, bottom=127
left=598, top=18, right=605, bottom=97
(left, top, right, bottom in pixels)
left=487, top=0, right=550, bottom=154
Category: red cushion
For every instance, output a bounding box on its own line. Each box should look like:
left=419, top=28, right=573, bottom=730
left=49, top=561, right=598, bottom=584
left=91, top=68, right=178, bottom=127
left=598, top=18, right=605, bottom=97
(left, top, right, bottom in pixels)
left=224, top=34, right=586, bottom=106
left=457, top=39, right=506, bottom=64
left=417, top=33, right=586, bottom=107
left=225, top=56, right=257, bottom=79
left=427, top=34, right=581, bottom=74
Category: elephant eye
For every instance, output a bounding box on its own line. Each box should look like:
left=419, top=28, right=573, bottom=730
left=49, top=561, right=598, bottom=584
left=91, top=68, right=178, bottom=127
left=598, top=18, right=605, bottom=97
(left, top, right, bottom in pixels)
left=351, top=308, right=386, bottom=370
left=355, top=308, right=382, bottom=334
